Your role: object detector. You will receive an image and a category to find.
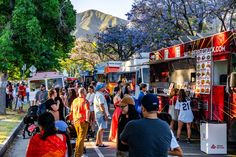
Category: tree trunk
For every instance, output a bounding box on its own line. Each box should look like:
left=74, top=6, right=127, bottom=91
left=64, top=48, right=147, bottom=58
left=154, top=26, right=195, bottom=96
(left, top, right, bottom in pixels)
left=0, top=72, right=8, bottom=115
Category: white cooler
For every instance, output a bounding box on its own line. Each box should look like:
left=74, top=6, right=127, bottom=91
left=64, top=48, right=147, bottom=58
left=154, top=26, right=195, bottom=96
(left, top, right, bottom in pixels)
left=200, top=121, right=227, bottom=154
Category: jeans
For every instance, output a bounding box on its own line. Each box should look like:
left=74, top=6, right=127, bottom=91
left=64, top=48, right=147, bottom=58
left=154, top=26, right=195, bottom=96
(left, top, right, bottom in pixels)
left=74, top=122, right=89, bottom=157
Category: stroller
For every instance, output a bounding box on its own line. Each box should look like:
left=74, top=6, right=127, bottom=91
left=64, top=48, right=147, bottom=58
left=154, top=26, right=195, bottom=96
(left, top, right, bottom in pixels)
left=22, top=105, right=39, bottom=139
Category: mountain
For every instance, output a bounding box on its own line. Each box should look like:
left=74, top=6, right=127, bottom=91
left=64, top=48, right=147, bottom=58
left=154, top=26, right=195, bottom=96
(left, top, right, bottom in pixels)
left=73, top=9, right=128, bottom=39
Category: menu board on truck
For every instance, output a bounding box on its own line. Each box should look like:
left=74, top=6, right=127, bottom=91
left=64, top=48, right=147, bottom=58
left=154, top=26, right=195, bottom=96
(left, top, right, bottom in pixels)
left=196, top=49, right=211, bottom=94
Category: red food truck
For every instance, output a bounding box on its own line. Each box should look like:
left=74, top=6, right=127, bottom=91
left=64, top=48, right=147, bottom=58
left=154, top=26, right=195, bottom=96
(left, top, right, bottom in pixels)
left=149, top=30, right=236, bottom=141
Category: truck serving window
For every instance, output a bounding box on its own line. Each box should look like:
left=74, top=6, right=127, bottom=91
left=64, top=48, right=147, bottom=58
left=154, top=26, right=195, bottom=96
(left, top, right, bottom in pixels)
left=108, top=73, right=120, bottom=83
left=143, top=68, right=150, bottom=83
left=29, top=80, right=45, bottom=92
left=47, top=78, right=63, bottom=89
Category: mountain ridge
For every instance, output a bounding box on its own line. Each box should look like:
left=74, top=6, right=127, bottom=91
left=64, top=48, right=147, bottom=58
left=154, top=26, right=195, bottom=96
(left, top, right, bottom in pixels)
left=73, top=9, right=128, bottom=39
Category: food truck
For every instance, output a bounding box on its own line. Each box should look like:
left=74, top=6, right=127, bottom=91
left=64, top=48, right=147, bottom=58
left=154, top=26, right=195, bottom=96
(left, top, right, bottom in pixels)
left=95, top=61, right=122, bottom=94
left=149, top=30, right=236, bottom=141
left=28, top=71, right=65, bottom=104
left=119, top=52, right=150, bottom=98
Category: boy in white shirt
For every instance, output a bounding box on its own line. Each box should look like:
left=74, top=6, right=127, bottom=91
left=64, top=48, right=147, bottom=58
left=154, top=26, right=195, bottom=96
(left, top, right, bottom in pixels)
left=158, top=112, right=183, bottom=157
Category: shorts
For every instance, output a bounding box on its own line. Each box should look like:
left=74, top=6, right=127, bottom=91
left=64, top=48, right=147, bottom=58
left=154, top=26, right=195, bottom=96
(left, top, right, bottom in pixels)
left=96, top=116, right=107, bottom=130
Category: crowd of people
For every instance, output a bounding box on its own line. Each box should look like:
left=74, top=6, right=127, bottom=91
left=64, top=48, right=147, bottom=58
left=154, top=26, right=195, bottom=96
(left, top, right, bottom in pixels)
left=19, top=79, right=196, bottom=157
left=6, top=81, right=30, bottom=113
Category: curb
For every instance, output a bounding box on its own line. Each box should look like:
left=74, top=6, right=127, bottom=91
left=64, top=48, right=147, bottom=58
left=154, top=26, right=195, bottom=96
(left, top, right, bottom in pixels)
left=0, top=119, right=24, bottom=157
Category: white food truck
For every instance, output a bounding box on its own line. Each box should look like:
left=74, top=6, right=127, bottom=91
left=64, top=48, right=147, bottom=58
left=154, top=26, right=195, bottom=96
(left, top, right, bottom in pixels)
left=28, top=72, right=64, bottom=104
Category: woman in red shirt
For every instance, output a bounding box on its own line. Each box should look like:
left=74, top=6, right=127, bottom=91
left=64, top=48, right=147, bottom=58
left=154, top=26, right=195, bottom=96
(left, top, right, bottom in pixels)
left=26, top=112, right=67, bottom=157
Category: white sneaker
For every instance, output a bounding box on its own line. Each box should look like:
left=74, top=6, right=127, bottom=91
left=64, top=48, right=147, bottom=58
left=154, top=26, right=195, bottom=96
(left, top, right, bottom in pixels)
left=108, top=115, right=112, bottom=120
left=81, top=154, right=88, bottom=157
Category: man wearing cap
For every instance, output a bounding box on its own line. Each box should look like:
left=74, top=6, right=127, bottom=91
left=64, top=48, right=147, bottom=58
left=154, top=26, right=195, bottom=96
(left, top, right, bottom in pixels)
left=120, top=94, right=172, bottom=157
left=94, top=83, right=109, bottom=147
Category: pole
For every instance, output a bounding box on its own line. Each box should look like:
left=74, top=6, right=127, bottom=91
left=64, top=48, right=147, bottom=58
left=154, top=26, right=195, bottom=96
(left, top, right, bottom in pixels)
left=210, top=44, right=213, bottom=120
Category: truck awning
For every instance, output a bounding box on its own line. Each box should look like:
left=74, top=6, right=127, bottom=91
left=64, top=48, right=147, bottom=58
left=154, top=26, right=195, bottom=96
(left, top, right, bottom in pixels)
left=147, top=56, right=195, bottom=65
left=105, top=67, right=120, bottom=73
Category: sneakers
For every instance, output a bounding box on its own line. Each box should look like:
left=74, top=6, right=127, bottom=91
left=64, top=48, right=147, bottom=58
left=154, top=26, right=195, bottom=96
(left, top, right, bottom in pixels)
left=176, top=138, right=179, bottom=142
left=81, top=154, right=88, bottom=157
left=187, top=138, right=191, bottom=143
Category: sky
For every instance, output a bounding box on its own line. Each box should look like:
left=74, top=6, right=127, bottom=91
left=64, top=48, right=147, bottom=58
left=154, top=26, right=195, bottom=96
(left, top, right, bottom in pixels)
left=70, top=0, right=134, bottom=19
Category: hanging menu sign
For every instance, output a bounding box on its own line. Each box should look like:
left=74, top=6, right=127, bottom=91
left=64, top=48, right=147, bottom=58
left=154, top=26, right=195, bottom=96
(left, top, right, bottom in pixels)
left=196, top=49, right=211, bottom=94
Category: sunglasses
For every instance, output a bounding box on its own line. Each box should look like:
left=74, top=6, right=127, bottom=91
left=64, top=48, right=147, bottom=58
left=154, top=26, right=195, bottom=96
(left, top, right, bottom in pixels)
left=120, top=105, right=127, bottom=109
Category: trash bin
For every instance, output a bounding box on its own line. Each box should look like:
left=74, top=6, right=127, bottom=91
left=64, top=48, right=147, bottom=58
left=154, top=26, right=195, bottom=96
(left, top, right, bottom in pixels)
left=200, top=121, right=227, bottom=154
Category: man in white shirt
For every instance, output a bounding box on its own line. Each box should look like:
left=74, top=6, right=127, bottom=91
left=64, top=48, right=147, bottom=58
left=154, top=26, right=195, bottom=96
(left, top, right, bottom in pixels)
left=93, top=83, right=108, bottom=147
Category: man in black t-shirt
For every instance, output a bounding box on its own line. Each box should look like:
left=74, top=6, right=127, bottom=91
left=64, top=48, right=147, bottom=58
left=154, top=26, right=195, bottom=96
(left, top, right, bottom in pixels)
left=120, top=94, right=172, bottom=157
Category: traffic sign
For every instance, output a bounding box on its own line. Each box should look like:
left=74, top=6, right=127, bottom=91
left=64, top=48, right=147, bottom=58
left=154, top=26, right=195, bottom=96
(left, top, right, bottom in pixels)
left=29, top=65, right=37, bottom=73
left=22, top=64, right=26, bottom=71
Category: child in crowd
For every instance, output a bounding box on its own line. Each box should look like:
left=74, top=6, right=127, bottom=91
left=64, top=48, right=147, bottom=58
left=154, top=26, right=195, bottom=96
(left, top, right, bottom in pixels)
left=17, top=94, right=25, bottom=113
left=158, top=112, right=183, bottom=157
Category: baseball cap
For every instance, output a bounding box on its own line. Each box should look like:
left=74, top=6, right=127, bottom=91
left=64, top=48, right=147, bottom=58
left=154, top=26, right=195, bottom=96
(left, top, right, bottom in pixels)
left=120, top=96, right=135, bottom=107
left=95, top=82, right=106, bottom=91
left=55, top=120, right=68, bottom=132
left=141, top=94, right=159, bottom=112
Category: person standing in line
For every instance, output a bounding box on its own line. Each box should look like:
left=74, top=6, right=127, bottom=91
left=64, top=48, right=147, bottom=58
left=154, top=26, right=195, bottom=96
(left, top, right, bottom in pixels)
left=14, top=83, right=19, bottom=110
left=117, top=96, right=140, bottom=157
left=71, top=87, right=90, bottom=157
left=16, top=94, right=25, bottom=113
left=120, top=94, right=172, bottom=157
left=55, top=87, right=65, bottom=121
left=109, top=87, right=122, bottom=142
left=136, top=83, right=147, bottom=114
left=45, top=89, right=60, bottom=121
left=86, top=86, right=96, bottom=135
left=115, top=80, right=124, bottom=99
left=168, top=88, right=179, bottom=130
left=68, top=88, right=77, bottom=108
left=26, top=84, right=30, bottom=104
left=158, top=112, right=183, bottom=157
left=35, top=84, right=48, bottom=105
left=60, top=88, right=69, bottom=117
left=94, top=83, right=108, bottom=147
left=175, top=89, right=194, bottom=143
left=18, top=82, right=26, bottom=102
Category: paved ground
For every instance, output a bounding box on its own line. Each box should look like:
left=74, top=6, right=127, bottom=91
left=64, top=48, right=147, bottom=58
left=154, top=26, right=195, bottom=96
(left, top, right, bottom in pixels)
left=3, top=107, right=236, bottom=157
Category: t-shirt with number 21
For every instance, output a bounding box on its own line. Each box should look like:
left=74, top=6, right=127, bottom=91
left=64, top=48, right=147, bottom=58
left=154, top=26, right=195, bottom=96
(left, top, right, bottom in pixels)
left=175, top=100, right=194, bottom=123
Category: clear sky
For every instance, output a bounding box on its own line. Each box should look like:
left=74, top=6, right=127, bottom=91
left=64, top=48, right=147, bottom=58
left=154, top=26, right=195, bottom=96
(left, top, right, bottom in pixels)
left=70, top=0, right=134, bottom=20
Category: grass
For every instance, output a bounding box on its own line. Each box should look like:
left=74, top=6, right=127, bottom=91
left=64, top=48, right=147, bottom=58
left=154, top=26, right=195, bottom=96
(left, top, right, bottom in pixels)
left=0, top=107, right=28, bottom=144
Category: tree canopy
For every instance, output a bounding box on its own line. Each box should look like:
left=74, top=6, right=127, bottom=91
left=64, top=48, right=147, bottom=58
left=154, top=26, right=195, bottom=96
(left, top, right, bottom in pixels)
left=0, top=0, right=76, bottom=79
left=127, top=0, right=236, bottom=50
left=95, top=25, right=150, bottom=61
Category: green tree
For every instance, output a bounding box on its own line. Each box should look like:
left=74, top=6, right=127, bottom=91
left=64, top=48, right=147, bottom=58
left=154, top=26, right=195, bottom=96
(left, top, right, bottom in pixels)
left=11, top=0, right=76, bottom=72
